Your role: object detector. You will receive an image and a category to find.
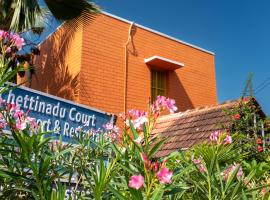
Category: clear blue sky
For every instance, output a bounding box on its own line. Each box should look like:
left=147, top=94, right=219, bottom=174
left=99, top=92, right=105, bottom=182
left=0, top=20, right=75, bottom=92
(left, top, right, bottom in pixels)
left=93, top=0, right=270, bottom=115
left=31, top=0, right=270, bottom=115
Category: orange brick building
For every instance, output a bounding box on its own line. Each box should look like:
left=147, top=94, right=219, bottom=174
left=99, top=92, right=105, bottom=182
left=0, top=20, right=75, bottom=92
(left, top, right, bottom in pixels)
left=26, top=12, right=217, bottom=116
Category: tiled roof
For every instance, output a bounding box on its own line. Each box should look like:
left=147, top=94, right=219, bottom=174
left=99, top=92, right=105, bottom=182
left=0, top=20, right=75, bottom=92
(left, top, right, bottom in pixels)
left=153, top=101, right=238, bottom=158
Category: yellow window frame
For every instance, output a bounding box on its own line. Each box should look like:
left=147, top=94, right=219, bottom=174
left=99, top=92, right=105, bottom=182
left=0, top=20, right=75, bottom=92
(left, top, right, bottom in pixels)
left=151, top=70, right=166, bottom=101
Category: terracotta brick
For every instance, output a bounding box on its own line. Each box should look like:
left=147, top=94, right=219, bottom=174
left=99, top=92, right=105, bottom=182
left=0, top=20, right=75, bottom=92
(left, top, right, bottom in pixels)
left=29, top=13, right=217, bottom=116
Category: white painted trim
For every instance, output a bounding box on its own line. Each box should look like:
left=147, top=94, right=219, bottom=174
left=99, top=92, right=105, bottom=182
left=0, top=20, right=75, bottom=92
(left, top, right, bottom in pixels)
left=102, top=12, right=215, bottom=55
left=144, top=55, right=184, bottom=67
left=6, top=82, right=111, bottom=115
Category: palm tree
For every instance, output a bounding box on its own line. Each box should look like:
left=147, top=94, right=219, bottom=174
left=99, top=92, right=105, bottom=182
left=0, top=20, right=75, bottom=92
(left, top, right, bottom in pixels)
left=0, top=0, right=100, bottom=32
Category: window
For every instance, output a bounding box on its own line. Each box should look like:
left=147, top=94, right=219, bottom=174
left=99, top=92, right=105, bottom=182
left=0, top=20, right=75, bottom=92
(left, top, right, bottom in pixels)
left=151, top=70, right=166, bottom=101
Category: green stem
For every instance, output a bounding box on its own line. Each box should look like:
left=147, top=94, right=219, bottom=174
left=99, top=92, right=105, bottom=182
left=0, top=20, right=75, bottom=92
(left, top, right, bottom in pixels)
left=207, top=173, right=212, bottom=200
left=146, top=176, right=155, bottom=200
left=30, top=158, right=46, bottom=200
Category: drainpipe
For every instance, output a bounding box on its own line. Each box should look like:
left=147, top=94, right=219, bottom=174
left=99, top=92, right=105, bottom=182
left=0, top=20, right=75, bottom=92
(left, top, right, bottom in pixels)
left=124, top=22, right=135, bottom=113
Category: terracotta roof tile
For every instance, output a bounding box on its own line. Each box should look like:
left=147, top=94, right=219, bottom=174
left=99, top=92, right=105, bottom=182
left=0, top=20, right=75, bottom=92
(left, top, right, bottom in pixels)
left=153, top=101, right=237, bottom=157
left=152, top=98, right=268, bottom=158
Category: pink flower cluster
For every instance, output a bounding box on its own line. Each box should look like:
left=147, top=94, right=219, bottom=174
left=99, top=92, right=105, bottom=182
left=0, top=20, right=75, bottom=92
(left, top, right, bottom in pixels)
left=152, top=96, right=178, bottom=114
left=10, top=104, right=38, bottom=131
left=103, top=122, right=120, bottom=140
left=0, top=99, right=38, bottom=132
left=128, top=153, right=173, bottom=190
left=119, top=96, right=177, bottom=131
left=192, top=157, right=206, bottom=173
left=221, top=163, right=243, bottom=182
left=0, top=30, right=25, bottom=52
left=120, top=109, right=149, bottom=130
left=209, top=131, right=232, bottom=145
left=128, top=167, right=173, bottom=190
left=49, top=140, right=68, bottom=152
left=10, top=33, right=25, bottom=50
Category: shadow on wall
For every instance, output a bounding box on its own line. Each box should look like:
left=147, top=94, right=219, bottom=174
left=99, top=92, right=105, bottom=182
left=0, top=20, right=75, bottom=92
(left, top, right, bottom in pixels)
left=168, top=71, right=194, bottom=112
left=30, top=14, right=95, bottom=101
left=41, top=64, right=80, bottom=101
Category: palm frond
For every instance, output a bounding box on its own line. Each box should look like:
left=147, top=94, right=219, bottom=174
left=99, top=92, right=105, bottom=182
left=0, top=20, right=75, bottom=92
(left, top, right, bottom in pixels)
left=44, top=0, right=100, bottom=21
left=9, top=0, right=44, bottom=32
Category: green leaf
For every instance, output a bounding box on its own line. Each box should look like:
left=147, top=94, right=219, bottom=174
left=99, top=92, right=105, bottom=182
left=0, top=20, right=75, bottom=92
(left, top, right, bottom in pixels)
left=148, top=138, right=166, bottom=159
left=0, top=170, right=30, bottom=182
left=52, top=147, right=76, bottom=158
left=39, top=155, right=51, bottom=180
left=151, top=185, right=164, bottom=200
left=129, top=120, right=139, bottom=139
left=108, top=185, right=128, bottom=200
left=224, top=165, right=240, bottom=193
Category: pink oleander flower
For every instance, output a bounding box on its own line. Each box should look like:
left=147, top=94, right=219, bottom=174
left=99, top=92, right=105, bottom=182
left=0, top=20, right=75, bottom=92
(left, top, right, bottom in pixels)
left=166, top=98, right=178, bottom=113
left=128, top=175, right=144, bottom=190
left=230, top=164, right=243, bottom=178
left=0, top=30, right=8, bottom=40
left=134, top=136, right=143, bottom=144
left=103, top=123, right=119, bottom=133
left=222, top=169, right=230, bottom=182
left=5, top=47, right=11, bottom=53
left=16, top=119, right=27, bottom=130
left=103, top=122, right=120, bottom=140
left=210, top=130, right=221, bottom=142
left=237, top=166, right=243, bottom=177
left=222, top=164, right=243, bottom=181
left=199, top=164, right=206, bottom=173
left=13, top=109, right=23, bottom=118
left=86, top=129, right=94, bottom=137
left=157, top=167, right=173, bottom=184
left=133, top=115, right=148, bottom=129
left=9, top=103, right=19, bottom=112
left=103, top=122, right=114, bottom=131
left=125, top=109, right=148, bottom=130
left=192, top=158, right=201, bottom=165
left=113, top=126, right=120, bottom=134
left=152, top=96, right=178, bottom=114
left=153, top=161, right=159, bottom=172
left=223, top=135, right=232, bottom=144
left=0, top=98, right=6, bottom=106
left=128, top=109, right=146, bottom=118
left=75, top=126, right=82, bottom=132
left=119, top=112, right=126, bottom=120
left=11, top=33, right=25, bottom=50
left=26, top=117, right=39, bottom=130
left=95, top=128, right=102, bottom=134
left=140, top=152, right=148, bottom=163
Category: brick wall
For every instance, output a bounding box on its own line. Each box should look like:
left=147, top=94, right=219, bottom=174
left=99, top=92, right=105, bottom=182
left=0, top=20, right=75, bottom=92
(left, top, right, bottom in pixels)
left=30, top=21, right=83, bottom=101
left=32, top=13, right=217, bottom=115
